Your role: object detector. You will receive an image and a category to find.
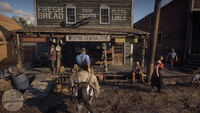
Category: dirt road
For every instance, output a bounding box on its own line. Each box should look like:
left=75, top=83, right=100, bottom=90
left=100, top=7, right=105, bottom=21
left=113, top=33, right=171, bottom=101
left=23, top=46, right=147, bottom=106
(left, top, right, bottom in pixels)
left=1, top=83, right=200, bottom=113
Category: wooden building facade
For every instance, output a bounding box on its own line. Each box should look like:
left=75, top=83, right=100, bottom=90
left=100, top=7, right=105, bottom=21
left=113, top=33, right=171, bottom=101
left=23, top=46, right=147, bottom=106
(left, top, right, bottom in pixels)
left=13, top=0, right=149, bottom=69
left=0, top=14, right=22, bottom=70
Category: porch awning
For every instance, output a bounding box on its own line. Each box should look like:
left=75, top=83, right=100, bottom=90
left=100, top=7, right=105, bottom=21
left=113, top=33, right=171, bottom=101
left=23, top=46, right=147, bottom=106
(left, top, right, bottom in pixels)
left=12, top=27, right=150, bottom=36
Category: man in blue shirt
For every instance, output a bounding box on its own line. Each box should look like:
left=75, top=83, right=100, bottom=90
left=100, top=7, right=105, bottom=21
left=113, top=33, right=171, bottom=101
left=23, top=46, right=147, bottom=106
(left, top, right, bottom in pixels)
left=167, top=48, right=178, bottom=70
left=76, top=48, right=90, bottom=71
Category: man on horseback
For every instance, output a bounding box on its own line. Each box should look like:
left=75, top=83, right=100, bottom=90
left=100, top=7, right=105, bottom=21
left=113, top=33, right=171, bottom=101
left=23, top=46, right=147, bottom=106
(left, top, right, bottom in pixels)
left=76, top=48, right=90, bottom=72
left=71, top=48, right=100, bottom=113
left=70, top=70, right=100, bottom=113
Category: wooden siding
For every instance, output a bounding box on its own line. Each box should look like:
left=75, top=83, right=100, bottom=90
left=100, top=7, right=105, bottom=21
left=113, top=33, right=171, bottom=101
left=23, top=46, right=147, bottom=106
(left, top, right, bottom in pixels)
left=35, top=0, right=132, bottom=28
left=0, top=31, right=7, bottom=63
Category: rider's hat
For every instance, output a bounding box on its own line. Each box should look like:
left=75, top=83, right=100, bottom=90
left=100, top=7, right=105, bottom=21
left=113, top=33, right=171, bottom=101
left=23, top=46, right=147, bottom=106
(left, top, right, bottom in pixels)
left=50, top=45, right=55, bottom=48
left=81, top=48, right=86, bottom=52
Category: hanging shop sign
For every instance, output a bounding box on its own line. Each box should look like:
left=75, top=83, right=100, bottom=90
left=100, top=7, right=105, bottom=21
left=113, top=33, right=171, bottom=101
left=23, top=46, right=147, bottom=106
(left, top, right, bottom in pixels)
left=21, top=38, right=47, bottom=43
left=115, top=38, right=138, bottom=43
left=115, top=38, right=125, bottom=43
left=66, top=35, right=110, bottom=42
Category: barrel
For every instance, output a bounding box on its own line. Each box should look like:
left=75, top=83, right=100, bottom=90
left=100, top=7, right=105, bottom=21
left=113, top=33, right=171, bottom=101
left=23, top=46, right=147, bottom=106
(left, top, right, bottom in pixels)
left=12, top=74, right=29, bottom=90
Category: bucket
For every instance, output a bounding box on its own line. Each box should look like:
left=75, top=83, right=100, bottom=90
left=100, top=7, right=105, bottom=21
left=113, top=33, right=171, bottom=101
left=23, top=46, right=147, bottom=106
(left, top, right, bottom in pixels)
left=12, top=74, right=29, bottom=90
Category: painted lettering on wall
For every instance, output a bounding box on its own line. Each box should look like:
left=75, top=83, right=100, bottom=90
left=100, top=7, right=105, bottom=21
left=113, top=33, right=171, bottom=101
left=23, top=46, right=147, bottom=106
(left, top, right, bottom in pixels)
left=37, top=6, right=64, bottom=19
left=111, top=9, right=127, bottom=21
left=79, top=9, right=97, bottom=19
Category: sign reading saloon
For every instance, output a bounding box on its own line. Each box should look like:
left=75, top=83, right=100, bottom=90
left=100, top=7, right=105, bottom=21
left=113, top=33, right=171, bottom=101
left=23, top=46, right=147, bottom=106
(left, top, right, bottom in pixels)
left=66, top=35, right=110, bottom=42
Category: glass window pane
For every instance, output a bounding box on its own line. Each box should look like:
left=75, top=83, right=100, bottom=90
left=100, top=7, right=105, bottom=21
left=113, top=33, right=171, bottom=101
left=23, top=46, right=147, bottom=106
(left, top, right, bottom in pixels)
left=101, top=8, right=109, bottom=23
left=67, top=8, right=75, bottom=23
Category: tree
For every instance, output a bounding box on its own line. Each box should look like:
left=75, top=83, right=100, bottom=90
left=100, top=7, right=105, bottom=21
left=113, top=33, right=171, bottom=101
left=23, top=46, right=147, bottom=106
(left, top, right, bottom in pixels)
left=12, top=16, right=33, bottom=28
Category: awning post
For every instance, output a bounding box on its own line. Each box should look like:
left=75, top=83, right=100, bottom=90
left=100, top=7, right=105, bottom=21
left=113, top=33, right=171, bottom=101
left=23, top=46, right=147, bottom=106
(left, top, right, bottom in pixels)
left=16, top=34, right=22, bottom=69
left=141, top=37, right=147, bottom=69
left=103, top=43, right=108, bottom=72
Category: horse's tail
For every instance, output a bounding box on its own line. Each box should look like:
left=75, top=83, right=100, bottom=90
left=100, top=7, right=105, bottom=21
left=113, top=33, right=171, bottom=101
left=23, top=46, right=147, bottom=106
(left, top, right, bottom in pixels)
left=81, top=87, right=95, bottom=113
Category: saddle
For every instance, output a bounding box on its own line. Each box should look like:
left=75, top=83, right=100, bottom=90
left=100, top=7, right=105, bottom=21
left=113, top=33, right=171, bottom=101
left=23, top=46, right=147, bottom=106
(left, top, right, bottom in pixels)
left=77, top=82, right=93, bottom=100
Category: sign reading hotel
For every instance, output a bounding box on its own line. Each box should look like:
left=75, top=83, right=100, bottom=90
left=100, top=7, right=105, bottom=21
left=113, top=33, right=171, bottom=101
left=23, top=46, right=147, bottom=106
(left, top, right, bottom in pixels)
left=37, top=6, right=64, bottom=19
left=66, top=35, right=110, bottom=42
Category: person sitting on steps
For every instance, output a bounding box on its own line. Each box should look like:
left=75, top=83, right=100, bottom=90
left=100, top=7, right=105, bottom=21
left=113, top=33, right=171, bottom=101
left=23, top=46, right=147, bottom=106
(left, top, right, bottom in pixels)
left=131, top=61, right=145, bottom=84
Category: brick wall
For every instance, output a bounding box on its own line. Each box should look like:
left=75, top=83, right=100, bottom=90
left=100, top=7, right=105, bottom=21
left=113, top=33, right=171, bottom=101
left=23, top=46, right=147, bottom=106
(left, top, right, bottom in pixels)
left=134, top=0, right=189, bottom=63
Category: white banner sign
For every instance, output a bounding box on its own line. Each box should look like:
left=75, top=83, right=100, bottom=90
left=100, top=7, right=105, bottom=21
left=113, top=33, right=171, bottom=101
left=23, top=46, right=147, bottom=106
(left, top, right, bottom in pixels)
left=66, top=35, right=110, bottom=42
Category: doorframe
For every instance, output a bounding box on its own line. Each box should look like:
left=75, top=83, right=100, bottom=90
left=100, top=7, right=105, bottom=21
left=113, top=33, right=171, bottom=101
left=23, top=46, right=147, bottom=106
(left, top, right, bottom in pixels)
left=113, top=42, right=124, bottom=65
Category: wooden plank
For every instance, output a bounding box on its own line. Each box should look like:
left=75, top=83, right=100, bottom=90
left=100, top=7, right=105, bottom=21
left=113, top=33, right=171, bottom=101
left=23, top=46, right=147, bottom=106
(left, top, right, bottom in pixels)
left=163, top=75, right=194, bottom=79
left=103, top=79, right=131, bottom=83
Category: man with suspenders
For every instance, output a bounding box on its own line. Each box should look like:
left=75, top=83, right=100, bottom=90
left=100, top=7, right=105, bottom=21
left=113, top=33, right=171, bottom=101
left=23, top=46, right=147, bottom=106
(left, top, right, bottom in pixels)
left=76, top=48, right=91, bottom=72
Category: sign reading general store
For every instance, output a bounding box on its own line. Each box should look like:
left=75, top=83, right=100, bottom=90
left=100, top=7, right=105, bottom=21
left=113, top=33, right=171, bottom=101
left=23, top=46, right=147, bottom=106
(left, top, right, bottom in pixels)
left=66, top=35, right=110, bottom=42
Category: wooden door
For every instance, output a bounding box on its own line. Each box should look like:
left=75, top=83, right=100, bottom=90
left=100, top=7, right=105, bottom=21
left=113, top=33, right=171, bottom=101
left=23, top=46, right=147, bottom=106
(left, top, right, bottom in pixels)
left=23, top=47, right=36, bottom=62
left=113, top=43, right=124, bottom=65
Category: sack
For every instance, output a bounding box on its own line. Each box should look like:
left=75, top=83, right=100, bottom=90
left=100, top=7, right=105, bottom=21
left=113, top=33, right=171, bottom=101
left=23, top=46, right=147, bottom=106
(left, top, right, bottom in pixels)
left=97, top=73, right=104, bottom=81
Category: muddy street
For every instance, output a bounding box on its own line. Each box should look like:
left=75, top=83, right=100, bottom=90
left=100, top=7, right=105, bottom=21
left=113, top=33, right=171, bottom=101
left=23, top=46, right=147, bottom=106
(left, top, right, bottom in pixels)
left=1, top=82, right=200, bottom=113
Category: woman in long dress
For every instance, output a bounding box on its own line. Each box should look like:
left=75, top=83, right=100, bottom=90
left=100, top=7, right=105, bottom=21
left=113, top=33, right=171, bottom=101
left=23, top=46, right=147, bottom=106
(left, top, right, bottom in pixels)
left=151, top=56, right=164, bottom=92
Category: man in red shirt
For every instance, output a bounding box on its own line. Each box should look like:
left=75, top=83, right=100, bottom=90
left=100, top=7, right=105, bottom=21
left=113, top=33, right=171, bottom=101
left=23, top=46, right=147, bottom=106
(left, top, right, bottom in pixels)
left=49, top=45, right=56, bottom=74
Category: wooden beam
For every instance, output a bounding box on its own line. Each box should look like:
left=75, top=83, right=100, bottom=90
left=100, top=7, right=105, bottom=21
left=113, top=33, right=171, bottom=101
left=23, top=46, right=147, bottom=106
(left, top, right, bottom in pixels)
left=103, top=43, right=108, bottom=72
left=56, top=39, right=61, bottom=74
left=141, top=37, right=146, bottom=69
left=131, top=0, right=134, bottom=28
left=16, top=34, right=22, bottom=69
left=146, top=0, right=162, bottom=84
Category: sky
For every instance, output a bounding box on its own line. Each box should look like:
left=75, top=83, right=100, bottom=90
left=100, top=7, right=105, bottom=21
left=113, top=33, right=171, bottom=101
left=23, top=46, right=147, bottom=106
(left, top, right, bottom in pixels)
left=0, top=0, right=172, bottom=24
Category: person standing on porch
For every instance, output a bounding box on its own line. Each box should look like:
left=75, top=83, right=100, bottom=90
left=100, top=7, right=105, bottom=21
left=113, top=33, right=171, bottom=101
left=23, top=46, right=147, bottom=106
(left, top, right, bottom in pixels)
left=166, top=48, right=178, bottom=70
left=48, top=45, right=57, bottom=74
left=76, top=48, right=91, bottom=72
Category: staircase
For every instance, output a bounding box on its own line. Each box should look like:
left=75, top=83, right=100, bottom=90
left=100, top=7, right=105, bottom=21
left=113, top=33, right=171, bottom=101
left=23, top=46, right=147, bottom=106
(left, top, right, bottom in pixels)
left=181, top=55, right=200, bottom=73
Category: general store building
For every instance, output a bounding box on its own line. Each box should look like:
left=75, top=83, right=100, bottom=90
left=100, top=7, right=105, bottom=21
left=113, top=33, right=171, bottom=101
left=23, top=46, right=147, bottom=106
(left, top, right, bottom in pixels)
left=14, top=0, right=149, bottom=68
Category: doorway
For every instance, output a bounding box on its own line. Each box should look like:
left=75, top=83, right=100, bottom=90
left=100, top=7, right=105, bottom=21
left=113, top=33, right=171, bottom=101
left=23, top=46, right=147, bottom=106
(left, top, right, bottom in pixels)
left=192, top=13, right=200, bottom=54
left=113, top=43, right=124, bottom=65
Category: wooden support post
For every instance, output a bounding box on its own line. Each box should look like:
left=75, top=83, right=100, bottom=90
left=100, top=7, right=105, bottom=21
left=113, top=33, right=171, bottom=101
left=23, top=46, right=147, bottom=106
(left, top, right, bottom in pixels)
left=141, top=37, right=146, bottom=69
left=56, top=39, right=61, bottom=74
left=16, top=34, right=22, bottom=69
left=103, top=43, right=108, bottom=72
left=146, top=0, right=161, bottom=84
left=131, top=0, right=134, bottom=28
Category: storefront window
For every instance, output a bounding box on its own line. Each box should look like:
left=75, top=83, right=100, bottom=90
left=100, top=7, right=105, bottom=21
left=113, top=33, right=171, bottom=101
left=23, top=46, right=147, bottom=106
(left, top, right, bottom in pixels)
left=100, top=6, right=110, bottom=24
left=66, top=5, right=76, bottom=24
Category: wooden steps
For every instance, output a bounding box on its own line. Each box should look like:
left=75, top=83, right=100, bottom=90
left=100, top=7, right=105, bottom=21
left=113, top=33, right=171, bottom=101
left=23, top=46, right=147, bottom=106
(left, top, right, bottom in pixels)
left=181, top=54, right=200, bottom=73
